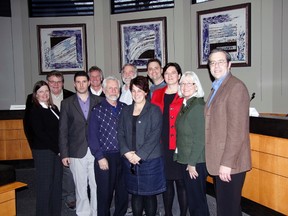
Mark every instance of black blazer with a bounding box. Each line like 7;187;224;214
29;105;60;153
88;87;105;98
23;89;74;146
59;93;102;159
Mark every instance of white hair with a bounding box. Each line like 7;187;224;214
102;76;121;89
178;71;205;98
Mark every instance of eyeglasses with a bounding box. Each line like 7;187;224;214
209;60;227;67
48;80;62;85
179;83;195;88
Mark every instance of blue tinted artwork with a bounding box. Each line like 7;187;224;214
38;25;86;74
119;18;166;71
198;4;250;67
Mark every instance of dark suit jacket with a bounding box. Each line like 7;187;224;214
204;73;252;176
59;93;102;159
117;101;163;160
88;87;105;98
23;89;74;146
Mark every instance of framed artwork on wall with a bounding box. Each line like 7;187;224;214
118;17;167;72
197;3;251;68
37;24;87;74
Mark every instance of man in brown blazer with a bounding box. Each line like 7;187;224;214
205;48;252;216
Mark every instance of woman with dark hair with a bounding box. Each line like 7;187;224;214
29;80;62;216
151;62;188;216
118;76;166;216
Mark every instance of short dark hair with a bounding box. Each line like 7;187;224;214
146;58;162;69
74;71;89;82
129;76;149;94
32;80;54;107
208;48;232;63
46;70;64;82
163;62;182;76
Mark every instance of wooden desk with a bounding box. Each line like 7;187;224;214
0;182;27;216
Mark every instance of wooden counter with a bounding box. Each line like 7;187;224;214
242;133;288;215
0;111;32;160
0;181;27;216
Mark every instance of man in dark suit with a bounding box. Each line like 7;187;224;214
23;71;76;210
205;48;252;216
88;66;105;97
59;71;102;215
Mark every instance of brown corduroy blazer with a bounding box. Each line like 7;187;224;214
204;73;252;176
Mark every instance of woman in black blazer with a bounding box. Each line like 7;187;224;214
118;76;166;216
29;80;62;216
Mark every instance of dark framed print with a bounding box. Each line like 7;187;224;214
37;24;87;74
118;17;167;72
197;3;251;68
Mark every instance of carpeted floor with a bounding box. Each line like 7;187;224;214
15;168;251;216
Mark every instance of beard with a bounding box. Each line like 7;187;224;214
106;94;119;101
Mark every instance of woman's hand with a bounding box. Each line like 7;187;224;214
124;151;135;163
187;165;198;179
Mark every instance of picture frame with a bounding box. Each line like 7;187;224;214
118;17;167;72
197;3;251;68
37;24;87;74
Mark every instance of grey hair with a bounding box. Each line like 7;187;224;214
178;71;205;98
121;63;138;77
102;76;121;89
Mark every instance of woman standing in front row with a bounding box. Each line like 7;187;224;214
151;62;187;216
118;76;166;216
174;71;209;216
29;81;62;216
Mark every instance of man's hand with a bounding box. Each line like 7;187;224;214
62;158;70;167
219;165;232;182
98;158;109;170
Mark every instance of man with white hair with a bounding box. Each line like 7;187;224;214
119;63;137;105
89;76;128;216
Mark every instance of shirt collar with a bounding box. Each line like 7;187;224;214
212;73;229;91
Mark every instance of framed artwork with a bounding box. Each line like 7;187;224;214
197;3;251;68
118;17;167;72
37;24;87;74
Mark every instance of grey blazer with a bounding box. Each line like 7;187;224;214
204;73;252;176
59;93;102;159
117;101;163;160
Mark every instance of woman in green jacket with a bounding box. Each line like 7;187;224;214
174;71;209;216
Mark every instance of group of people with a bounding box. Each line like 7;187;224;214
24;48;251;216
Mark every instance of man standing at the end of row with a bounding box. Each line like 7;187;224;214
205;48;252;216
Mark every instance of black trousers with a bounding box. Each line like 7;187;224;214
182;162;210;216
32;149;62;216
94;152;128;216
213;172;246;216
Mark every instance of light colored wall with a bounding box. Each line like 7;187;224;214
0;0;287;113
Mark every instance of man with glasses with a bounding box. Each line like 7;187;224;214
205;48;252;216
23;71;76;210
